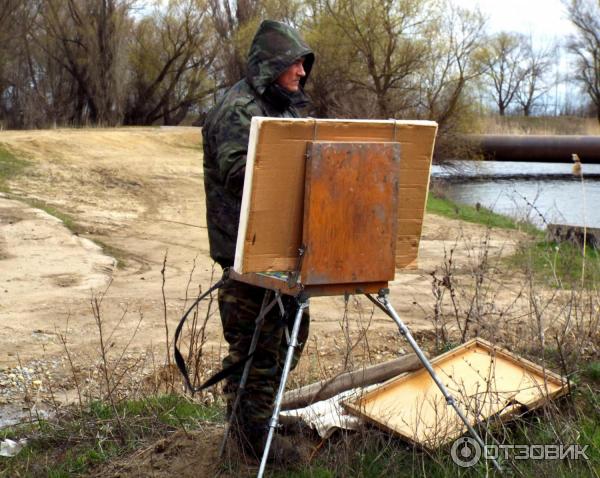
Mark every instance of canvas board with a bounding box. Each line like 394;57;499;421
343;338;568;449
233;118;437;275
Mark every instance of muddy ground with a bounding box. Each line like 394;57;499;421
0;127;529;423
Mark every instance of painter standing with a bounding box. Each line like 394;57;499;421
202;20;314;464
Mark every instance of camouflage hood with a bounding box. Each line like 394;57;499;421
246;20;314;95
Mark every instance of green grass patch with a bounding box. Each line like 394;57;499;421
0;395;222;477
508;239;600;287
583;362;600;383
88;394;223;426
90;238;128;269
0;143;29;191
21;197;83;234
426;193;539;234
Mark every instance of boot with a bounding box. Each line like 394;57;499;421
232;420;307;466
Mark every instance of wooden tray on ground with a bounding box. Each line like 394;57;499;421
343;338;569;449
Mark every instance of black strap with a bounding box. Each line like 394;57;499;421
174;273;299;394
173;274;226;394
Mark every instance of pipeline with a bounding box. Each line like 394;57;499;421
468;135;600;163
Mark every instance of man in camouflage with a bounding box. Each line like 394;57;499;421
202;20;314;463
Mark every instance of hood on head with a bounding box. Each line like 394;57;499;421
246;20;314;95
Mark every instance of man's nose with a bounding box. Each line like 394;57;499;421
296;63;306;77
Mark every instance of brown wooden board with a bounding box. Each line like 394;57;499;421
343;338;569;450
233;118;437;274
301;141;400;285
228;270;387;297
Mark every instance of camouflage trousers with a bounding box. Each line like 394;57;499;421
218;278;310;428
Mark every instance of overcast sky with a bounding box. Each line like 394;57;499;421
454;0;575;42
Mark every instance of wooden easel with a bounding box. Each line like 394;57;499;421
225;133;500;475
173;118;500;475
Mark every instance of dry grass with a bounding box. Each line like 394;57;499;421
472;115;600;135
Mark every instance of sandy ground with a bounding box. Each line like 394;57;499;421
0;127;528;378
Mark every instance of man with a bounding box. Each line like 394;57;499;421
202;20;314;463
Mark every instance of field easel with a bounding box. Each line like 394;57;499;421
223;117;502;476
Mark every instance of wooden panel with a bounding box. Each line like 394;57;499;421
343;338;568;450
234;118;437;274
301;142;400;285
228;271;388;297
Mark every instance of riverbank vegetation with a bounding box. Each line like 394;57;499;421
426;191;539;233
429;189;600;288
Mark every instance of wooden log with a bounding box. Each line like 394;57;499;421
281;353;423;411
547;223;600;249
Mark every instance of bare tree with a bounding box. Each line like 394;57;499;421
324;0;434;118
515;36;554;116
479;31;527;116
419;2;486;128
36;0;134;125
124;0;217;125
208;0;261;88
565;0;600;123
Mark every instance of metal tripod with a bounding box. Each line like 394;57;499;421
218;289;286;458
256;289;502;477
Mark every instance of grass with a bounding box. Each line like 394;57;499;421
584;362;600;383
426;192;600;287
270;396;600;477
3;391;598;478
509;238;600;287
471;115;600;136
0;143;29;191
426;192;540;234
0;395;223;477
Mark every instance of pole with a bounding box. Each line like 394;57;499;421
366;292;503;474
257;297;309;478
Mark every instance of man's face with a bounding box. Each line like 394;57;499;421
275;58;306;93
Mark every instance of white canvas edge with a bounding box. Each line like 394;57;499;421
233;117;263;273
244;117;437;127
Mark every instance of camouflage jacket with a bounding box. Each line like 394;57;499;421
202;20;314;267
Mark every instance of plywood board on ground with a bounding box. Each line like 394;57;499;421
343;338;568;450
233;118;437;275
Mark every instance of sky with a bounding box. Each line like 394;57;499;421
454;0;576;42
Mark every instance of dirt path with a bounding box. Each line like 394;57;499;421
0;127;528;375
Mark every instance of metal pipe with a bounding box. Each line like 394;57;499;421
468;134;600;163
257;298;310;478
368;292;503;474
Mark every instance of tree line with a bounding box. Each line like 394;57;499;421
1;0;599;131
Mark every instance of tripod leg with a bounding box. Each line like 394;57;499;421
367;292;503;474
219;290;282;459
257;297;309;478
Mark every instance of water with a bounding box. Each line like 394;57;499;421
432;161;600;228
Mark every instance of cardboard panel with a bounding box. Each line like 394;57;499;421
234;118;437;274
343;338;568;449
301;142;400;285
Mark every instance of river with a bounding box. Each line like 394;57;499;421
431;161;600;229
